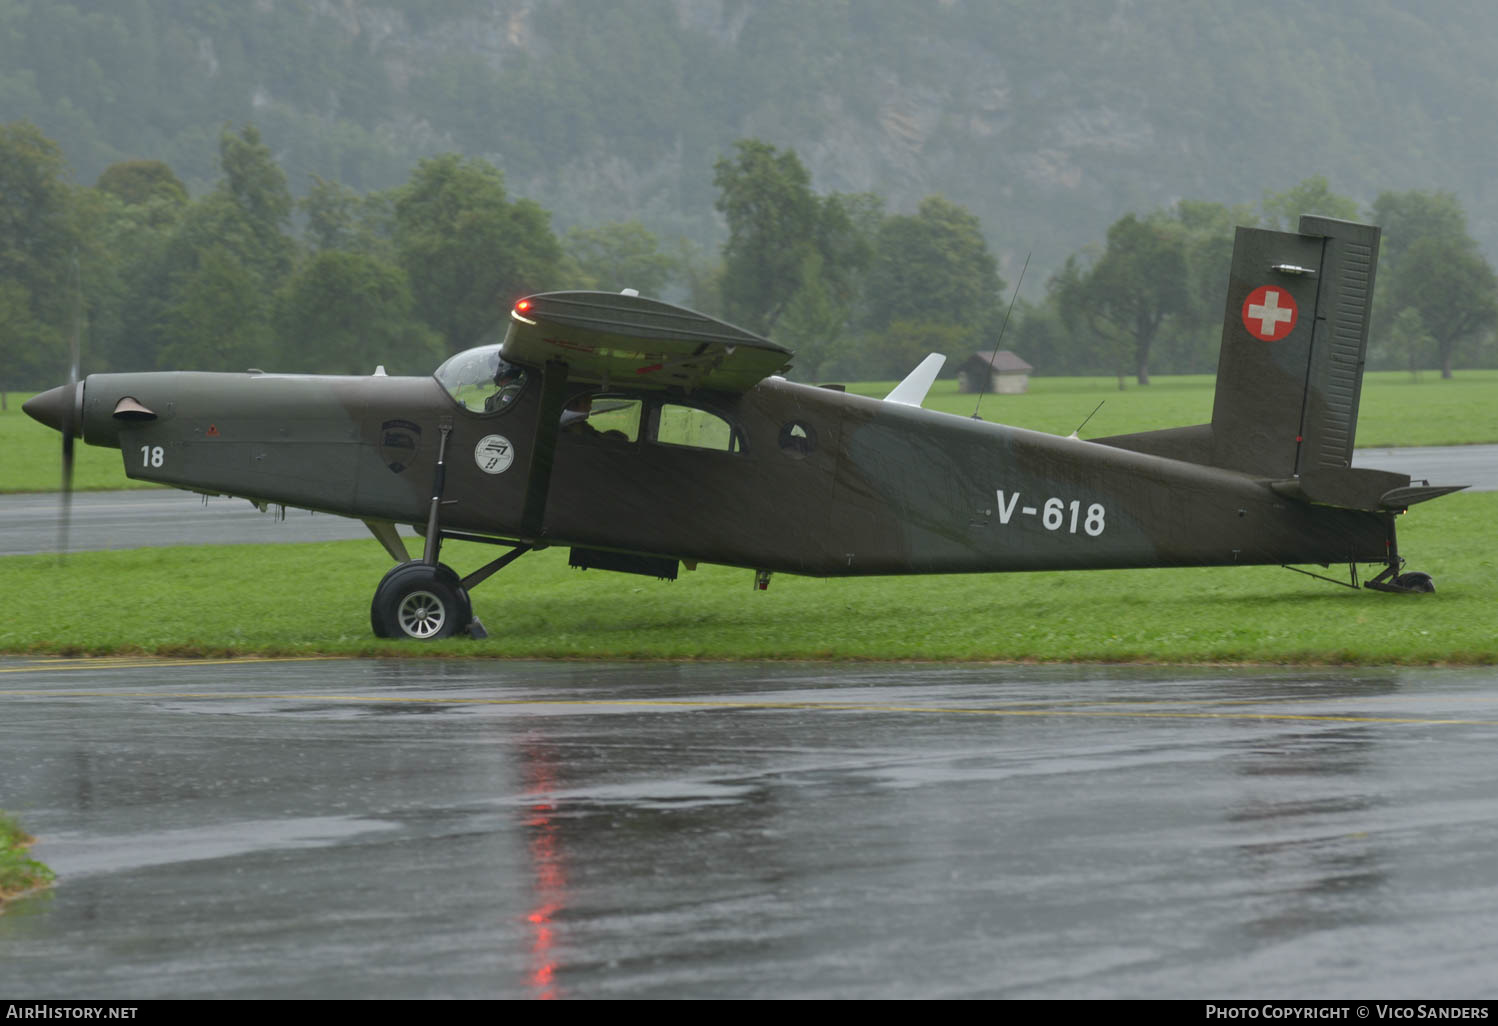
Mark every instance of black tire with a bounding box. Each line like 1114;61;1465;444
1394;571;1436;594
370;562;473;640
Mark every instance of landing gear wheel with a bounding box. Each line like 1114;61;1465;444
1393;571;1435;593
370;562;473;640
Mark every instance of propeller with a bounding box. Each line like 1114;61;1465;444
58;253;83;559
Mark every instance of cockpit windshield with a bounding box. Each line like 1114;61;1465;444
435;344;527;414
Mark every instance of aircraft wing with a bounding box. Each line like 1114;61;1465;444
502;291;793;393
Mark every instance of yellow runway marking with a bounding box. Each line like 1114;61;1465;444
2;688;1497;727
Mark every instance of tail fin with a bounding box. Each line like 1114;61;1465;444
1210;215;1381;477
1097;215;1381;478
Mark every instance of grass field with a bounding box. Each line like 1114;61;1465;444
2;491;1494;663
4;370;1497;493
847;369;1498;446
0;811;54;905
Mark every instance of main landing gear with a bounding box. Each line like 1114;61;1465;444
367;422;533;640
370;561;472;640
368;542;532;641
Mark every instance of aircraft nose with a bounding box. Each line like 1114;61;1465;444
22;383;78;434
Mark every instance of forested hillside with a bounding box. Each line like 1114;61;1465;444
5;0;1498;276
3;0;1496;392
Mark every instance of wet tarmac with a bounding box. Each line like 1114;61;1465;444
1351;444;1498;491
2;445;1492;556
0;491;385;556
4;658;1498;998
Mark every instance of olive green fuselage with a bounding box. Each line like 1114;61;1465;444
77;369;1390;576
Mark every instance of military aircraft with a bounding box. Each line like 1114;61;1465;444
24;215;1463;640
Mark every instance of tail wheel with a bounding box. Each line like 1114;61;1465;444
370;562;472;640
1393;571;1436;594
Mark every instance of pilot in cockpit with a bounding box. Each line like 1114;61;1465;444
484;359;526;413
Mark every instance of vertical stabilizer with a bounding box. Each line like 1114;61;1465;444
1208;216;1381;477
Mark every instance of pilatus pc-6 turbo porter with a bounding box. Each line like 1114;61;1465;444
25;215;1463;639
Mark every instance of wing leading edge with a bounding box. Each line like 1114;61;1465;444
502;291;793;393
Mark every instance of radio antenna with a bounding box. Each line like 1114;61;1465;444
972;251;1029;420
1069;400;1105;439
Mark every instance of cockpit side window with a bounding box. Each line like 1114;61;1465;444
653;403;744;453
561;394;642;442
434;344;527;415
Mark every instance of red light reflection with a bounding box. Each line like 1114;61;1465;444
523;745;566;999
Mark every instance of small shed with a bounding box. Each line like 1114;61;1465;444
958;351;1033;394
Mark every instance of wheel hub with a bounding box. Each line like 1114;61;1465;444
397;589;447;638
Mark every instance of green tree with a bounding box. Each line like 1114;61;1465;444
1011;296;1078;378
215;123;295;283
302;175;366;253
69;184;177;375
712;139;869;344
851;195;1005;378
0;280;60;407
1173;200;1257;365
1370;190;1498;378
857;318;970;383
1054;213;1187;385
863;196;1002;336
773;249;857;376
394;153;563;352
1383;236;1498;378
96;159;188;208
275;250;442;375
1261;175;1359;231
156;248;274;371
1386;306;1434;381
301;175;395;257
562;221;676;296
0;120;75;401
149;125;297;370
1368;189;1471;270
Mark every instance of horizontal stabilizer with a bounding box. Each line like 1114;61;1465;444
1379;483;1468;509
884;353;946;407
1270;467;1466;510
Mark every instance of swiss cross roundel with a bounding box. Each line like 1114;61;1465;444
1241;285;1299;342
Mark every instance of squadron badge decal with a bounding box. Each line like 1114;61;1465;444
474;434;515;474
379;419;422;473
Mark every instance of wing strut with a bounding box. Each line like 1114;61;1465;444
364;519;408;562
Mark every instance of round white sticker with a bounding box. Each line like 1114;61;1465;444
473;434;515;474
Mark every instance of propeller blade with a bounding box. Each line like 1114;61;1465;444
59;410;74;560
59;252;83;561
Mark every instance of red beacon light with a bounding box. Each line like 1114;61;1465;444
514;299;533;314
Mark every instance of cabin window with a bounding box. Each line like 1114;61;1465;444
434;344;527;416
653;403;743;453
561;394;641;442
778;420;817;459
